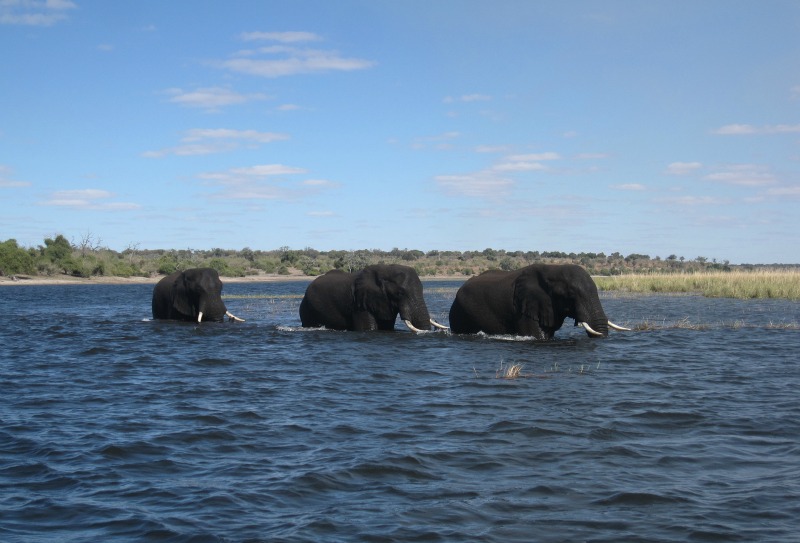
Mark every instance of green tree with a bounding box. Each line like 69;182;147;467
0;239;36;275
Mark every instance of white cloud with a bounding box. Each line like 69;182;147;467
443;94;492;103
435;171;513;198
0;165;31;188
143;128;290;158
491;152;560;172
240;31;321;43
766;186;800;198
656;195;730;206
492;161;547;172
229;164;307;177
613;183;646;191
474;145;512;154
0;0;76;26
713;123;800;135
216;34;375;78
666;162;703;175
505;152;561;162
41;189;140;210
703;164;776;187
199;164;337;201
163;87;269;110
307;210;336;217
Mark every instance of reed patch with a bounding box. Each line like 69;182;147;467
594;270;800;300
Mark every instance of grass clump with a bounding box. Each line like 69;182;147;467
595;270;800;300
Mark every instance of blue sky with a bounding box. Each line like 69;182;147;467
1;1;799;264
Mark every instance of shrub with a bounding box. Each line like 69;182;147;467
0;239;36;275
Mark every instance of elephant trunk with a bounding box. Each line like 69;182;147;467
577;301;609;338
399;296;432;332
197;295;228;323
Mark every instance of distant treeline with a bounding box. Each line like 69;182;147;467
1;234;796;279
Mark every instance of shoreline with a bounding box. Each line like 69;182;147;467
0;273;468;286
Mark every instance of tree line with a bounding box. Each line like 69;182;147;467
0;234;792;280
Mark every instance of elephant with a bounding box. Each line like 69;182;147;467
448;264;628;339
152;267;244;323
299;264;447;332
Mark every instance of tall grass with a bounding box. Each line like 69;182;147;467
594;269;800;300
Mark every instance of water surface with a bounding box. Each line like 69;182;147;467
1;281;799;542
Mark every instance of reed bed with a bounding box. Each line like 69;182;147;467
594;270;800;300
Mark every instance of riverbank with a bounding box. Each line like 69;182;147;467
3;270;799;300
0;273;468;287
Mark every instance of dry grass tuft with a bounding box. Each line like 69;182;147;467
496;361;528;379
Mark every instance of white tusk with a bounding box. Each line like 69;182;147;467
404;319;425;333
226;311;245;323
197;311;203;323
430;318;449;330
608;320;631;331
580;322;605;337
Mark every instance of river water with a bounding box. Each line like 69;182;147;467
1;281;799;542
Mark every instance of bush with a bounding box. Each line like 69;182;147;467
0;239;36;275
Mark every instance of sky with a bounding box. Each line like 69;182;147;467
1;1;799;264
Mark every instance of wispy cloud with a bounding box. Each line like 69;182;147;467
0;0;76;26
239;31;321;43
765;186;800;198
143;128;289;158
712;123;800;135
666;161;703;175
492;152;560;172
41;189;140;210
656;195;731;206
214;32;375;78
703;164;776;187
0;165;31;188
198;164;337;200
443;94;492;103
163;86;269;111
435;171;514;199
612;183;646;191
410;131;461;150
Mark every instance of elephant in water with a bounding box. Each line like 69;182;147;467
448;264;628;339
152;267;244;323
299;264;447;332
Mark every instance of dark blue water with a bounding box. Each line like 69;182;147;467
2;281;799;542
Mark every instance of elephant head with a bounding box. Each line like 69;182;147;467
449;264;627;339
299;264;446;332
353;264;434;332
152;267;244;323
513;264;616;338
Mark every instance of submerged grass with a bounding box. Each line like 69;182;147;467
594;270;800;300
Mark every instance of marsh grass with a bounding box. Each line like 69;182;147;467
632;318;800;331
594;269;800;300
496;361;527;379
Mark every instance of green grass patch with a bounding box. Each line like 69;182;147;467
594;270;800;300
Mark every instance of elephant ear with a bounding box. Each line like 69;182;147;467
172;273;193;316
513;274;555;330
353;268;395;321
